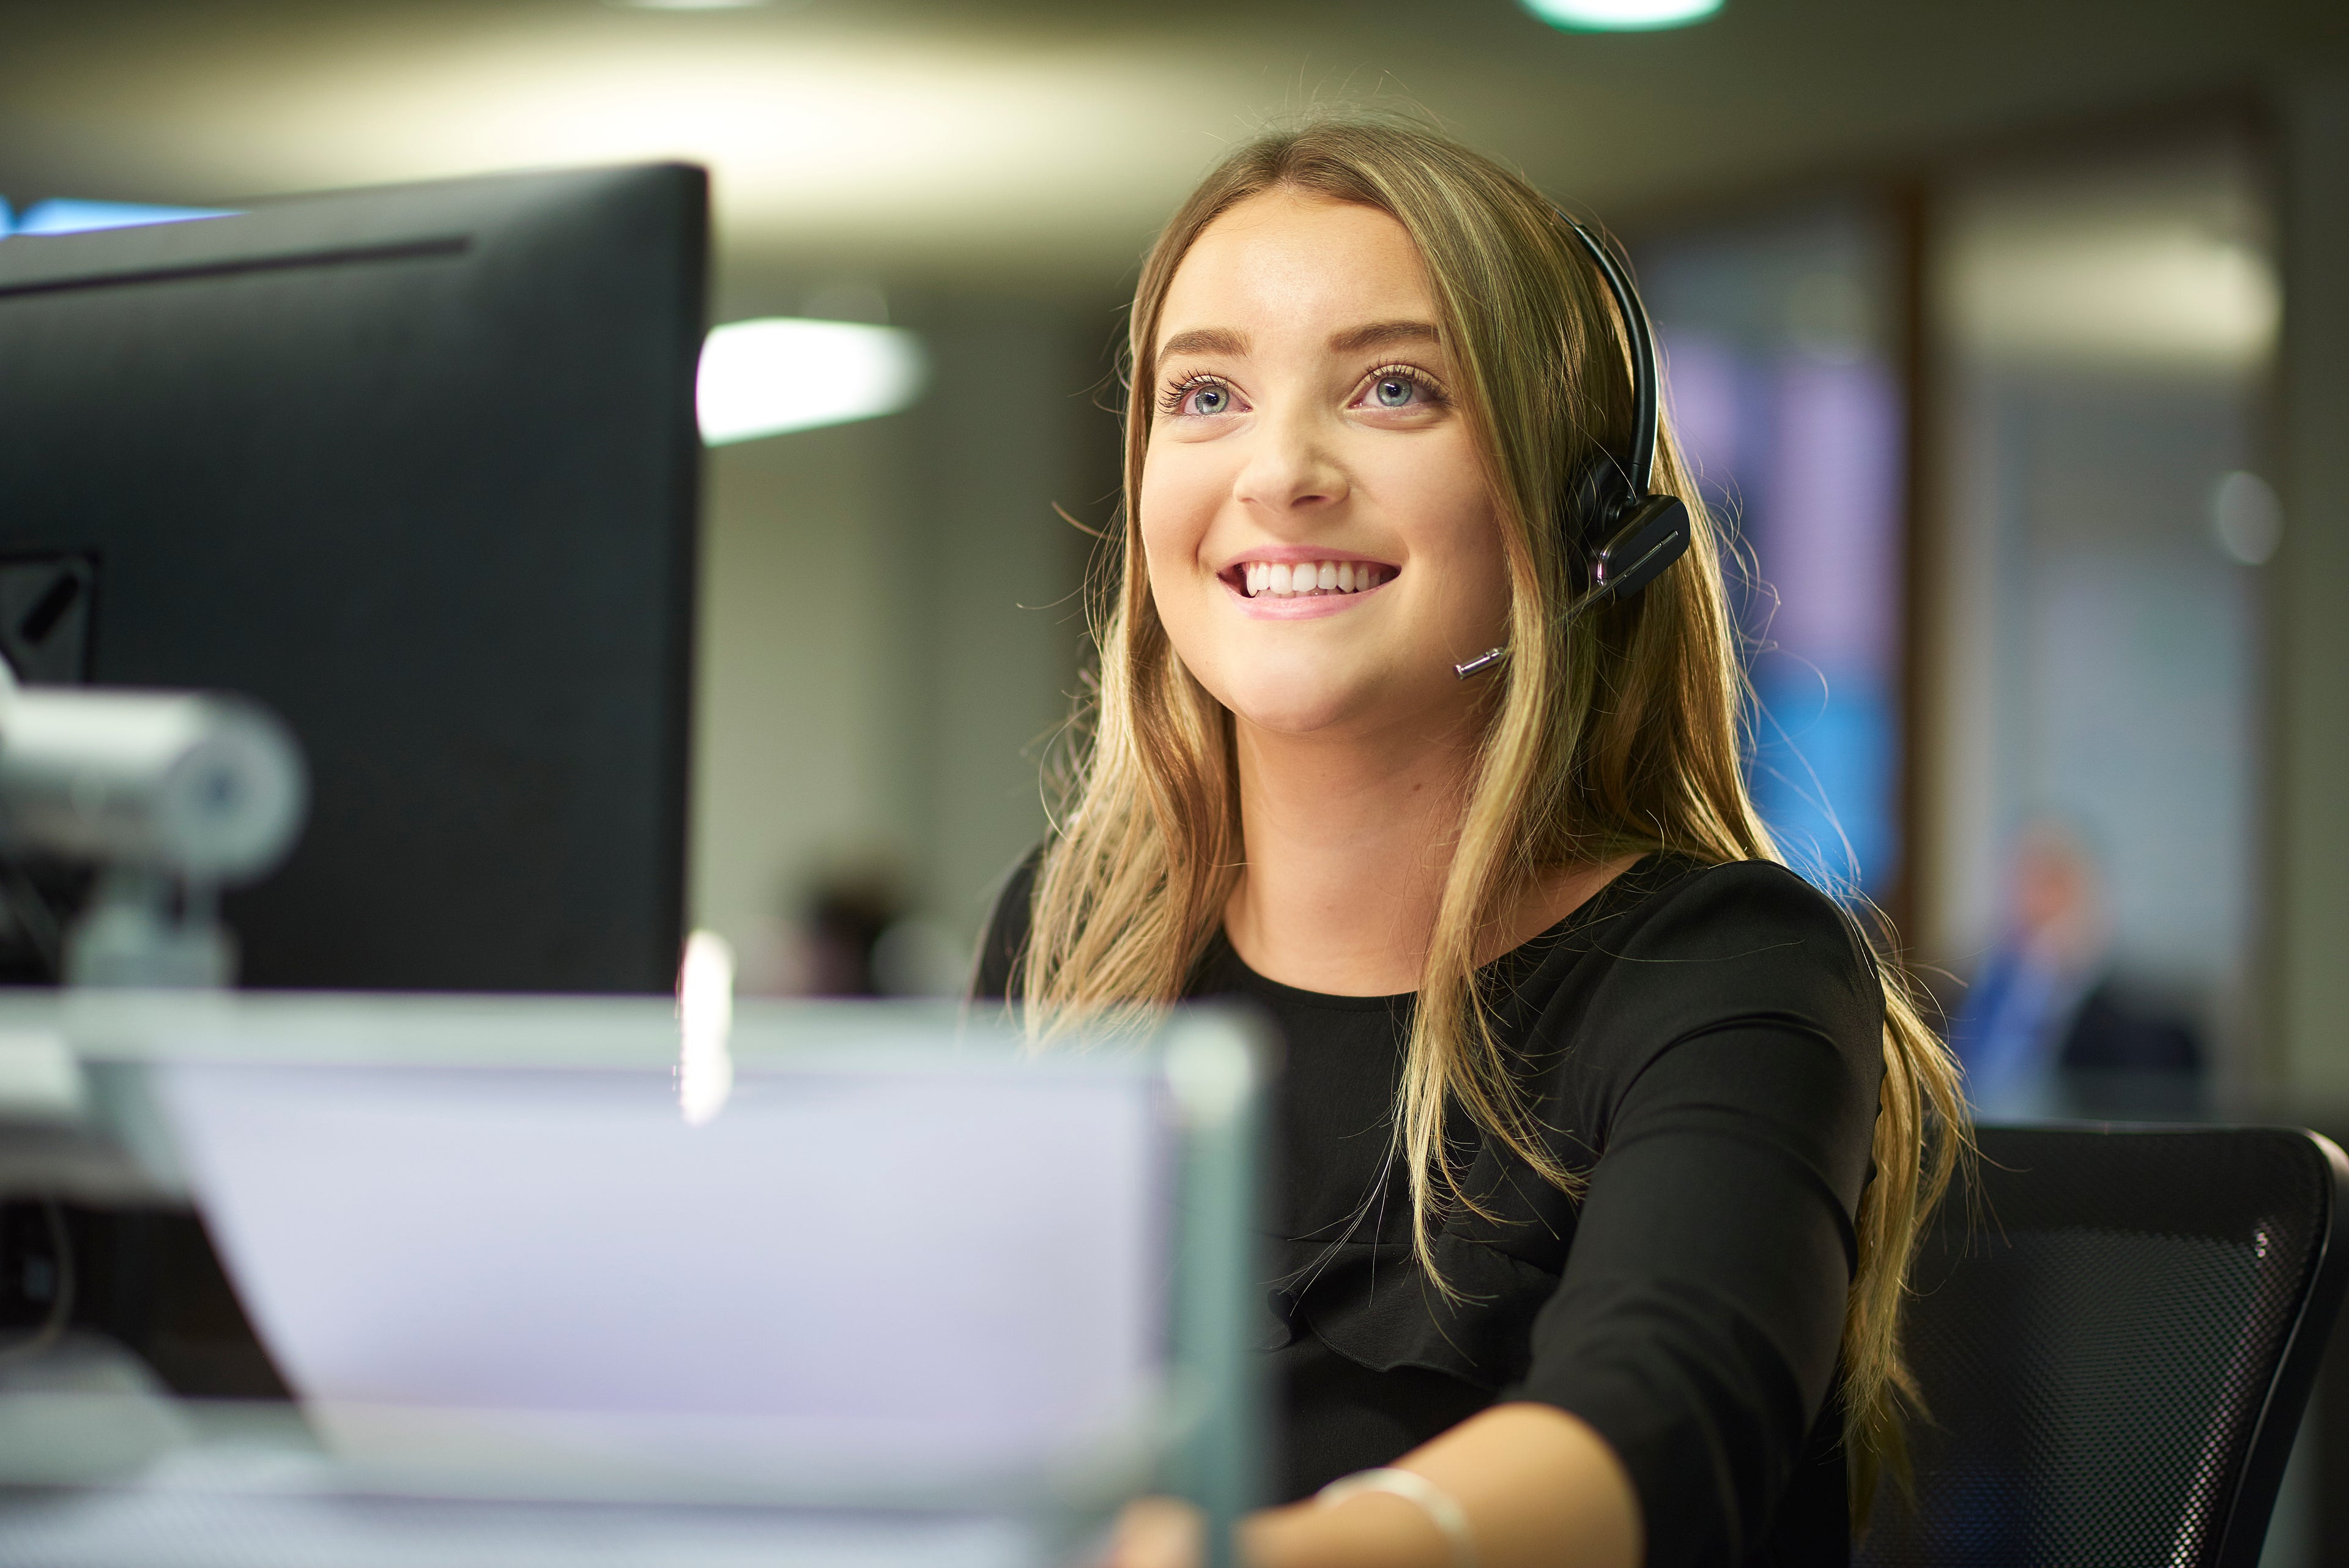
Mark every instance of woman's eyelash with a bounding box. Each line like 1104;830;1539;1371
1157;372;1234;417
1357;363;1449;403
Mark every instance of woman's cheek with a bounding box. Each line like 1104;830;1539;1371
1138;459;1223;588
1404;466;1509;644
1139;450;1216;555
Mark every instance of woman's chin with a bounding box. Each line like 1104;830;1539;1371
1215;674;1404;740
1189;635;1483;741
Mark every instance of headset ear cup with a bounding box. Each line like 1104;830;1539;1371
1590;495;1692;600
1561;459;1625;584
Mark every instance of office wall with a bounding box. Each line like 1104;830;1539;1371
2276;70;2349;1106
902;306;1114;940
687;295;1111;988
689;409;925;987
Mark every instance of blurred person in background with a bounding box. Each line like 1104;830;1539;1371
976;115;1967;1568
1951;821;2203;1121
796;864;903;997
740;857;965;998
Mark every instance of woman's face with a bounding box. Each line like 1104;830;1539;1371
1140;189;1510;741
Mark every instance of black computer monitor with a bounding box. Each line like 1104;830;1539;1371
0;163;706;992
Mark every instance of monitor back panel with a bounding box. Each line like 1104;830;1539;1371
0;164;707;992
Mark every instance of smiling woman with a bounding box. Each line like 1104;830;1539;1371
975;115;1965;1568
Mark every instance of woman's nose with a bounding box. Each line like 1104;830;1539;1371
1232;406;1348;519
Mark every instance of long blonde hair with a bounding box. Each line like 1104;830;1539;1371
1017;113;1965;1511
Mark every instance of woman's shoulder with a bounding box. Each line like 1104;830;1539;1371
1518;853;1886;1065
1596;855;1876;965
970;845;1044;1001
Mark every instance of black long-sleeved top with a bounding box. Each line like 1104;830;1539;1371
974;853;1884;1568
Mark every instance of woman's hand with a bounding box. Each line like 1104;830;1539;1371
1097;1497;1206;1568
1094;1404;1639;1568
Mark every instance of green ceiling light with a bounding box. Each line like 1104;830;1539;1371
1521;0;1722;31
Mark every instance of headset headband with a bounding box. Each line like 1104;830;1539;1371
1450;212;1693;680
1560;217;1660;504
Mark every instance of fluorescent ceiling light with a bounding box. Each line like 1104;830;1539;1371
1522;0;1722;29
12;198;236;236
1951;225;2277;371
697;318;927;445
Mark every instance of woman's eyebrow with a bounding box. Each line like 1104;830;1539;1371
1329;319;1440;354
1158;326;1248;359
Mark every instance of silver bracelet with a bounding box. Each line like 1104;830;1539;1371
1316;1466;1480;1568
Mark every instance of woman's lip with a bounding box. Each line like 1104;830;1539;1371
1220;571;1392;619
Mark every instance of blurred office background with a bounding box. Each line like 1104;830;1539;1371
4;0;2349;1552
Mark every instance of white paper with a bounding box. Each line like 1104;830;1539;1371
155;1058;1171;1488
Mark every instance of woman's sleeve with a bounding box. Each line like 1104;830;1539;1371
968;847;1042;1001
1507;865;1885;1568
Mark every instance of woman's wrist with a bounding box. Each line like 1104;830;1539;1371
1318;1470;1477;1568
1238;1405;1639;1568
1240;1485;1460;1568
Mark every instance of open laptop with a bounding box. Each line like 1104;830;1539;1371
0;992;1264;1568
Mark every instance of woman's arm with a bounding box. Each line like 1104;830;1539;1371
1108;1405;1639;1568
1247;1402;1640;1568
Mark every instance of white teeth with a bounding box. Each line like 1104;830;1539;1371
1239;559;1390;597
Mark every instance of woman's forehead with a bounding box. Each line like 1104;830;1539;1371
1156;191;1436;355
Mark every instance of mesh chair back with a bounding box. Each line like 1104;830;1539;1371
1858;1125;2349;1568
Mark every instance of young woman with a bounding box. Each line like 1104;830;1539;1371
974;116;1964;1568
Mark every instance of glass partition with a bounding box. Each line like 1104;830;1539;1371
1918;127;2276;1119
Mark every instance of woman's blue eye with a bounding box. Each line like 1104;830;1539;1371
1191;385;1227;414
1373;376;1415;407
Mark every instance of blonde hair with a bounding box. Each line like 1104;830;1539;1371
1017;113;1965;1514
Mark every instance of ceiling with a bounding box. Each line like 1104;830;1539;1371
1;0;2340;301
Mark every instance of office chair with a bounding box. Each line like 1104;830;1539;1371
1857;1124;2349;1568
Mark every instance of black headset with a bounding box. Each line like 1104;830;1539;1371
1452;217;1693;680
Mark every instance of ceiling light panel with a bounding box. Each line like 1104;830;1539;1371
1521;0;1723;31
697;318;927;444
